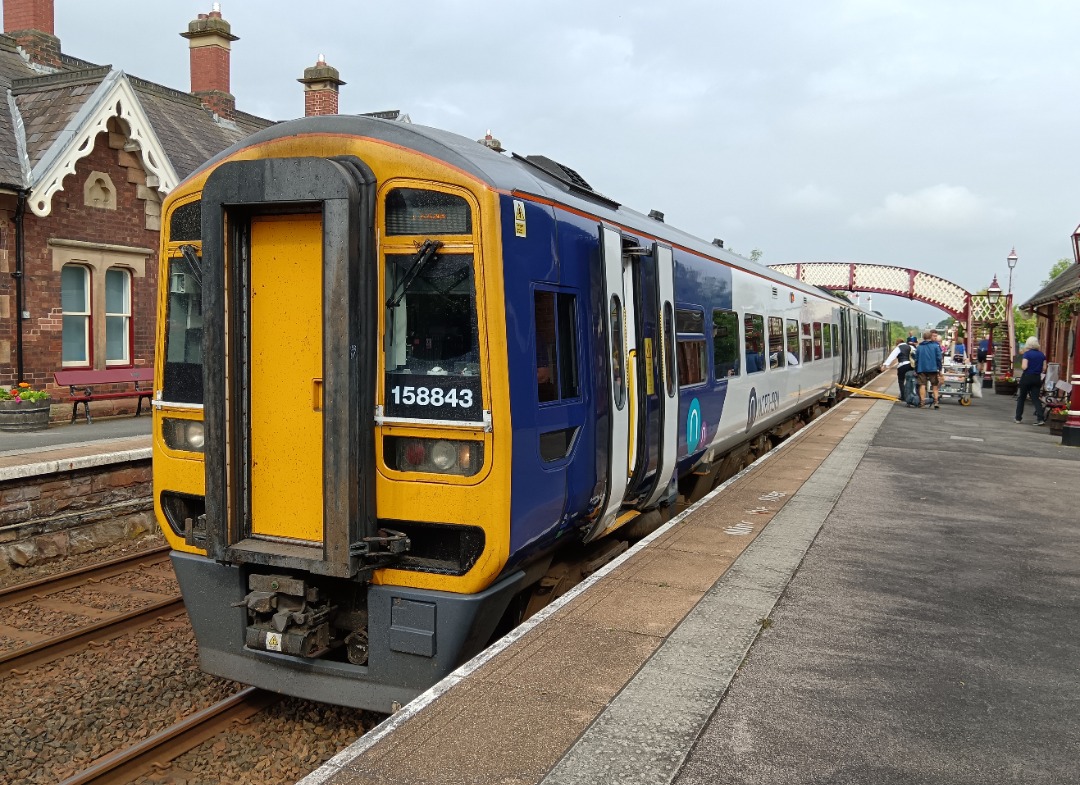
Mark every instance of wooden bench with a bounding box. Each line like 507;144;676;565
53;367;154;424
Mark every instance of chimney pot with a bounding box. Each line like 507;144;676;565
182;5;239;119
299;55;345;116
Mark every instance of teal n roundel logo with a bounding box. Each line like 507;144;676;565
686;397;703;453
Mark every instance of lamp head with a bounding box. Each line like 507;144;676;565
1007;248;1018;270
986;276;1002;305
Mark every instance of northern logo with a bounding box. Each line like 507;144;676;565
746;387;758;433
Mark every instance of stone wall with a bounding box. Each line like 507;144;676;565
0;457;153;573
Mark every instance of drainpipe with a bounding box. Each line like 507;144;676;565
13;188;27;382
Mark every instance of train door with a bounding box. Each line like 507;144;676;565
839;309;851;384
199;156;379;579
587;226;633;539
639;245;677;510
248;215;324;542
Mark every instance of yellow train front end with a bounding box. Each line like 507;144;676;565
152;118;519;711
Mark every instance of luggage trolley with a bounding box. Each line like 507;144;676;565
939;359;975;405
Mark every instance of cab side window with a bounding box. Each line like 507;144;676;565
534;290;579;403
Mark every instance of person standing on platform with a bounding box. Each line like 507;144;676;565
1014;336;1047;425
915;330;944;408
881;338;915;392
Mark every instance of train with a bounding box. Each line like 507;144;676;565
152;115;888;712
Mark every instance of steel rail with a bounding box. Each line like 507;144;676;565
0;596;185;675
0;545;171;609
57;687;279;785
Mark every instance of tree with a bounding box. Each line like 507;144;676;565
1042;258;1073;286
1013;306;1036;345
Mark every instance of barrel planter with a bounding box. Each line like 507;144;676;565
1048;413;1067;437
0;399;52;431
994;381;1017;396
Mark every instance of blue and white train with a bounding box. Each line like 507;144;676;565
152;116;889;712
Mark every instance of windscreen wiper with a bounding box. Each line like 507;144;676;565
386;239;443;309
178;244;204;286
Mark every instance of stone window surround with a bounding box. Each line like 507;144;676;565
50;239;153;370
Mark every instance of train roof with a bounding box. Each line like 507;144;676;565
188;115;882;317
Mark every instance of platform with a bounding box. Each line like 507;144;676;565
0;415;150;480
300;380;1079;785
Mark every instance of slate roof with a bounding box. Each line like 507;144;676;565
0;36;37;187
14;66;110;168
0;31;274;196
131;78;273;180
1019;262;1080;310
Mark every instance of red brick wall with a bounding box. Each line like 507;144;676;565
190;44;230;96
3;0;55;34
305;88;339;116
1;127;161;415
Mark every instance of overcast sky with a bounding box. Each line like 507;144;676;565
50;1;1080;326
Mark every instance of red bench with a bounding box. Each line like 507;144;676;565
53;367;154;424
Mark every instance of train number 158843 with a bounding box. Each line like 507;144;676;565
389;385;474;409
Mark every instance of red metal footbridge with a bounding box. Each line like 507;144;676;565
767;262;1014;371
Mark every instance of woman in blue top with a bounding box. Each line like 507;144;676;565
1014;336;1047;425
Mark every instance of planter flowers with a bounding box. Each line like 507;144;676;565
0;382;53;432
1047;404;1068;436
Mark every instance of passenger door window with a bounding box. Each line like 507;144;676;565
768;316;785;369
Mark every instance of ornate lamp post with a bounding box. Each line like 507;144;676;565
1006;248;1018;296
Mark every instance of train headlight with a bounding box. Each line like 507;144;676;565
163;418;206;454
430;440;456;471
387;437;483;476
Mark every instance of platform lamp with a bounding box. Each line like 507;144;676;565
1006;248;1018;296
986;277;1003;382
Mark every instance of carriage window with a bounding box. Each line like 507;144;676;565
744;313;765;374
768;316;785;369
786;319;800;366
823;321;833;358
610;296;625;409
831;324;839;358
385;189;472;236
802;323;813;363
813;322;823;360
535;290;579;403
676;308;706;386
663;303;676;396
712;309;740;379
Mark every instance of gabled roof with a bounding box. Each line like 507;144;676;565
0;36;38;188
0;32;274;213
1019;263;1080;311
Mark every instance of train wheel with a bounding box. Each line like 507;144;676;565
960;396;971;406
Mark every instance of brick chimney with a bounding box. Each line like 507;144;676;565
3;0;60;68
298;55;344;116
181;3;238;119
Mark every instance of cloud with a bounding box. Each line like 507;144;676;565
848;184;1013;230
782;184;842;212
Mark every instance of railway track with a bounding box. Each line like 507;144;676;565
0;544;182;675
57;687;281;785
0;545;171;608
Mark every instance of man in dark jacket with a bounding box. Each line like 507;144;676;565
915;330;944;408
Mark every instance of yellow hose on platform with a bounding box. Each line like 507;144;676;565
838;384;901;402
